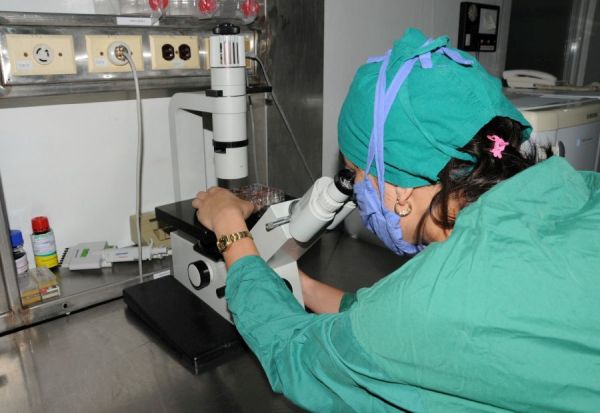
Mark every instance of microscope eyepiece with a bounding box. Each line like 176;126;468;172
334;168;355;196
213;23;241;35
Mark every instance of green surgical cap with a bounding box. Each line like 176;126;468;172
338;28;531;188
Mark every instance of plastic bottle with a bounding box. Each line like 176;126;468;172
167;0;198;16
10;229;29;275
30;216;59;269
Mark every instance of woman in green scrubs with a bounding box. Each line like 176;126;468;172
193;29;600;412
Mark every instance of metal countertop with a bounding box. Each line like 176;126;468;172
0;231;409;413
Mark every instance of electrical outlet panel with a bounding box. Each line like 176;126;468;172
149;35;200;70
0;13;258;97
5;34;76;76
86;35;144;73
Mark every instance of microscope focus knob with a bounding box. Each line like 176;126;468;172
188;261;211;290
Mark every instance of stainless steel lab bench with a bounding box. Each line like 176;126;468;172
0;231;409;413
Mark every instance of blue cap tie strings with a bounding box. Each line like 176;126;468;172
365;40;474;199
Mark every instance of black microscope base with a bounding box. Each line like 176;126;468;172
123;276;243;374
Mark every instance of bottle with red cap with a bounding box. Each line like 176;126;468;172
31;216;58;269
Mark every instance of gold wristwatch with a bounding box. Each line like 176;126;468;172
216;231;253;253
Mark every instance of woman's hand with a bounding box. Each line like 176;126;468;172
192;187;255;233
192;187;259;267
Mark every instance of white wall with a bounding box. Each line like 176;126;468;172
0;98;175;261
322;0;512;177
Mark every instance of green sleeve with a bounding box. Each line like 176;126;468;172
225;160;600;412
339;292;357;311
225;255;422;412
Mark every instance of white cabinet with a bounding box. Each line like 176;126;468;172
512;95;600;171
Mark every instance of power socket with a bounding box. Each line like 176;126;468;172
149;35;200;70
5;34;76;76
107;41;131;66
86;35;144;73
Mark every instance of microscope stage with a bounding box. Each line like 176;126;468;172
155;199;206;241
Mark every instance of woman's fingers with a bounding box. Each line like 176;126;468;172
192;187;255;231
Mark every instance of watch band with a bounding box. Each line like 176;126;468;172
216;230;253;253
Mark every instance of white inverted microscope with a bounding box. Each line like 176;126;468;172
156;23;356;322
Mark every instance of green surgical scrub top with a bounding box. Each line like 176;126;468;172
225;157;600;412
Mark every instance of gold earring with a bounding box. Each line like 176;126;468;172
395;201;412;217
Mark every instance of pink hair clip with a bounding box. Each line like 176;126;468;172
487;134;508;159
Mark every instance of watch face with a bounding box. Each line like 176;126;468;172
216;231;252;253
217;236;229;253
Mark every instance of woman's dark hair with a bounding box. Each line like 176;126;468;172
417;116;540;244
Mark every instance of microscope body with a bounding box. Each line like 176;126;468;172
168;27;248;201
170;173;355;322
171;199;303;323
162;23;355;322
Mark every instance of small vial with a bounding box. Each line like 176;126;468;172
10;229;29;275
31;216;59;269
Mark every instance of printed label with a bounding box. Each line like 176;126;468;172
15;255;29;275
31;232;56;255
31;231;58;268
116;16;155;26
16;60;33;71
34;254;59;269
